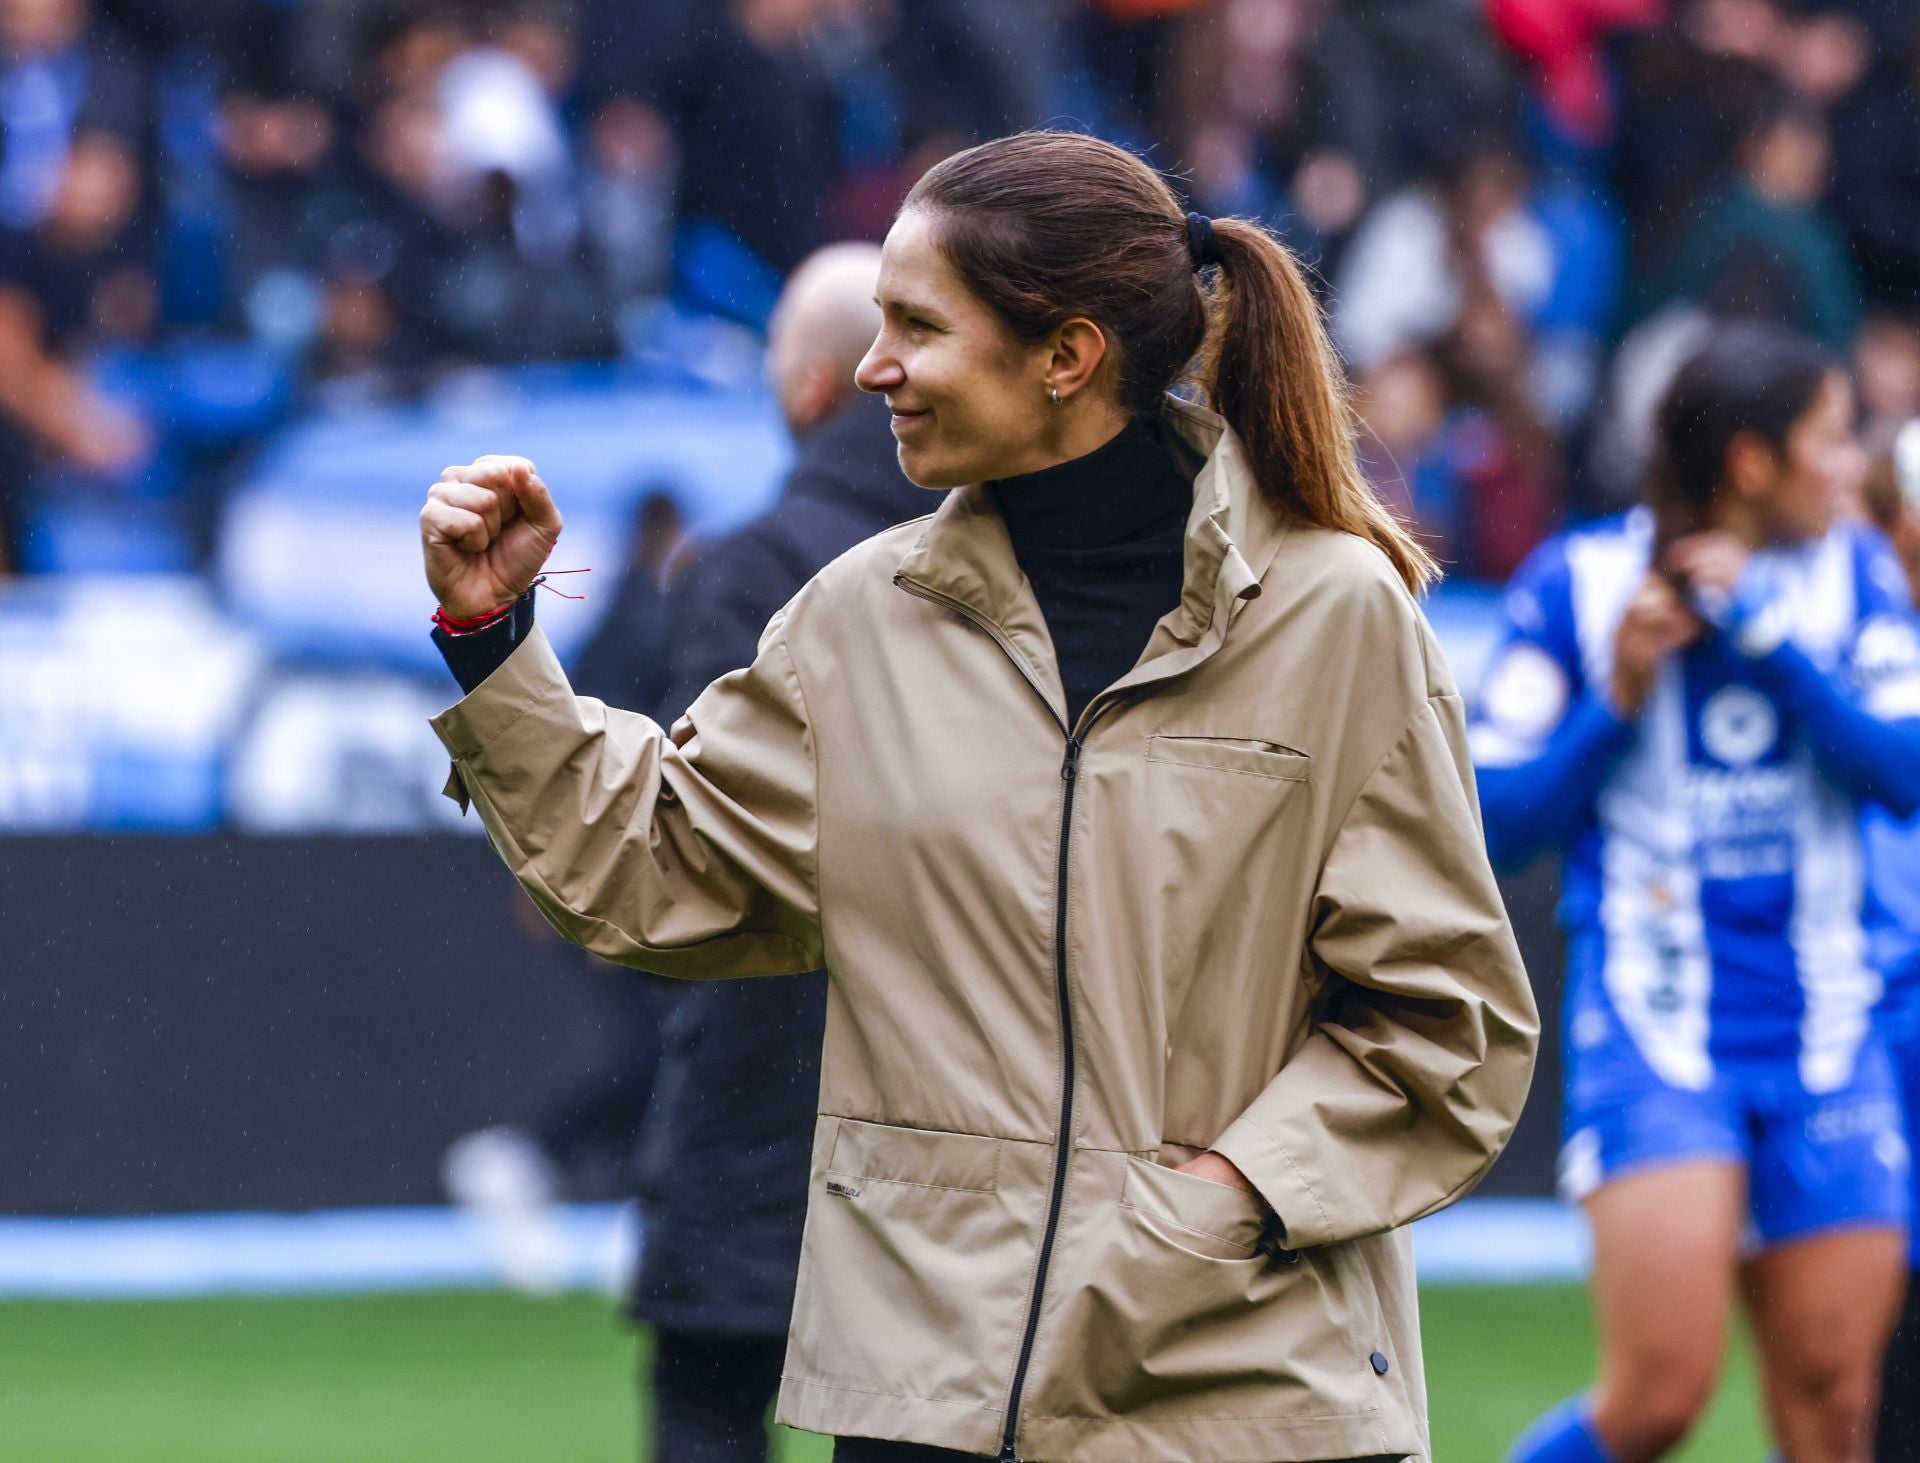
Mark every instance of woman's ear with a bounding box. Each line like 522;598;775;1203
1044;316;1109;403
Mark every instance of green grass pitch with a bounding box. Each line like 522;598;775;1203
0;1286;1767;1460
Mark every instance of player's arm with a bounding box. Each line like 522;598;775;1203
1750;633;1920;816
1475;683;1633;871
1471;542;1688;869
1672;529;1920;818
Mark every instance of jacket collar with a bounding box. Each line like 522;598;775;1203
892;395;1290;727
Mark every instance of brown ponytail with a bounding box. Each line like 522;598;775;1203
905;130;1438;595
1195;218;1438;593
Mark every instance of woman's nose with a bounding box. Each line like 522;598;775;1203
856;341;902;394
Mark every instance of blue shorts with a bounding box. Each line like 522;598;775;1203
1560;949;1911;1248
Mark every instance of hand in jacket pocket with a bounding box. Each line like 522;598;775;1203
1174;1149;1255;1192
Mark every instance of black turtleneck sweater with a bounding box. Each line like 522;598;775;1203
989;418;1193;728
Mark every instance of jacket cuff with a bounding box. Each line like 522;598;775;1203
1208;1114;1333;1250
433;589;538;694
430;621;571;769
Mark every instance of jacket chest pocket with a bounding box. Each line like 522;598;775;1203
1143;733;1314;876
1146;733;1312;784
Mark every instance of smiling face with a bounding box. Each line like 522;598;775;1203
855;208;1069;489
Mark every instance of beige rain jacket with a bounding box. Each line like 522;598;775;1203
431;397;1538;1462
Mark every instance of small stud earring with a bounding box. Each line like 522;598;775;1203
1049;386;1062;407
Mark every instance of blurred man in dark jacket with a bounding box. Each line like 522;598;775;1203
631;241;922;1462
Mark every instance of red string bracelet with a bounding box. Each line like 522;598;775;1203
430;602;513;636
429;568;593;635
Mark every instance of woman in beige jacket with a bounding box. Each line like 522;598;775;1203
418;132;1538;1463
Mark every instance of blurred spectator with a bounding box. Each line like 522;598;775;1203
1610;1;1871;263
1490;0;1664;152
630;240;922;1463
581;0;843;324
1155;0;1520;267
581;0;1067;327
425;15;618;367
0;0;145;230
1157;0;1343;249
438;6;576;237
1854;313;1920;452
816;0;1068;241
1610;0;1789;259
1830;15;1920;308
290;10;618;402
191;9;462;402
200;18;343;348
299;88;450;400
567;489;684;710
578;90;674;315
1355;348;1447;530
875;0;1059;152
1634;89;1861;349
0;126;157;569
0;0;155;570
1355;289;1562;585
1334;145;1556;377
1297;0;1518;200
1435;286;1563;579
1079;0;1196;138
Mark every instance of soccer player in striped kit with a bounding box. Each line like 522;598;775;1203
1480;323;1920;1463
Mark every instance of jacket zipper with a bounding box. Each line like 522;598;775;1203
893;575;1093;1463
997;730;1084;1463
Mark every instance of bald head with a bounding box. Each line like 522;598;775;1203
768;241;883;435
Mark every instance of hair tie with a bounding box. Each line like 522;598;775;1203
1185;211;1221;271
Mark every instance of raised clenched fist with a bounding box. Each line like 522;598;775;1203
419;455;564;621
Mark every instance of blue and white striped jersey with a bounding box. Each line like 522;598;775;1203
1472;508;1920;1092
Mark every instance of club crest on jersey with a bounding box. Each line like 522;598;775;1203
1699;684;1777;767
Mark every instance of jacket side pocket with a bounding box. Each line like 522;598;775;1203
1119;1156;1264;1261
786;1117;1029;1414
825;1116;1001;1193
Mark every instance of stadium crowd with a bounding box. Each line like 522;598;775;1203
1;0;1919;583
